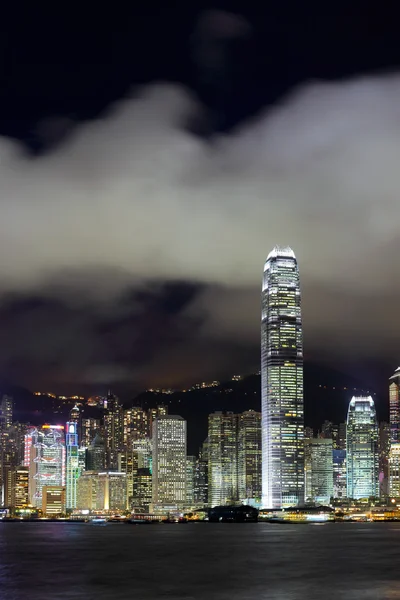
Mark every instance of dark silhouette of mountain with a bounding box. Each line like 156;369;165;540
5;361;389;455
128;361;385;454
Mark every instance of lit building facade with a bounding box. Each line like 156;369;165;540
104;392;124;470
261;246;304;508
65;421;80;510
123;407;148;445
135;468;152;511
0;395;13;429
379;421;390;496
389;443;400;497
76;471;127;511
304;438;333;504
194;455;208;505
42;486;66;515
86;433;106;471
208;411;238;507
346;396;379;499
152;415;186;509
186;455;196;506
238;410;261;503
28;426;66;508
389;367;400;444
332;450;347;499
14;466;29;508
81;418;100;447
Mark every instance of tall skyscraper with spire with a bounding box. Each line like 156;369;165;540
389;367;400;443
261;246;304;508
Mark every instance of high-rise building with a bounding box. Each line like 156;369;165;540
118;449;137;507
152;415;186;510
389;367;400;443
237;410;261;503
389;443;400;497
378;421;390;496
81;418;100;448
261;246;304;508
65;421;80;510
304;438;333;504
0;395;13;429
135;468;152;511
42;486;66;515
0;395;14;506
86;433;106;471
104;391;124;469
332;450;347;499
28;426;66;508
208;411;238;507
186;456;196;507
389;443;400;498
346;396;379;499
14;466;29;508
123;407;148;445
76;471;127;511
132;438;152;471
98;472;127;511
336;422;347;451
194;455;208;506
148;405;168;437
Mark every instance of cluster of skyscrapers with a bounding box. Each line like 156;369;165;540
0;392;264;515
0;245;400;515
261;246;400;508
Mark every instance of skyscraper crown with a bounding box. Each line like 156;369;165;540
266;246;295;261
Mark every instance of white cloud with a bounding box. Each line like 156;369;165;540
1;74;400;305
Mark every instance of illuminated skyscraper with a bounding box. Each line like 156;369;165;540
208;411;238;507
261;246;304;508
186;455;196;506
238;410;261;503
86;433;106;471
389;367;400;443
389;443;400;497
332;449;347;499
14;466;29;508
0;395;13;429
76;471;127;511
346;396;379;499
28;426;66;508
81;418;100;448
65;420;80;510
304;438;333;504
152;415;186;510
378;421;390;496
104;391;124;469
123;407;148;445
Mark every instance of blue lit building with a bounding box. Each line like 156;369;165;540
66;420;80;510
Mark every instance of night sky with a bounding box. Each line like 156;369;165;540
0;4;400;400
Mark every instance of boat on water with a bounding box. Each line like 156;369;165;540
90;518;108;525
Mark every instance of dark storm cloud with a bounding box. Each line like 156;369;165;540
0;279;204;390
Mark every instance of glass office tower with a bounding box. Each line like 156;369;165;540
261;246;304;508
346;396;379;499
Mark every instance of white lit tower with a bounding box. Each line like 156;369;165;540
152;415;186;509
65;416;80;511
261;246;304;508
389;367;400;444
346;396;379;499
